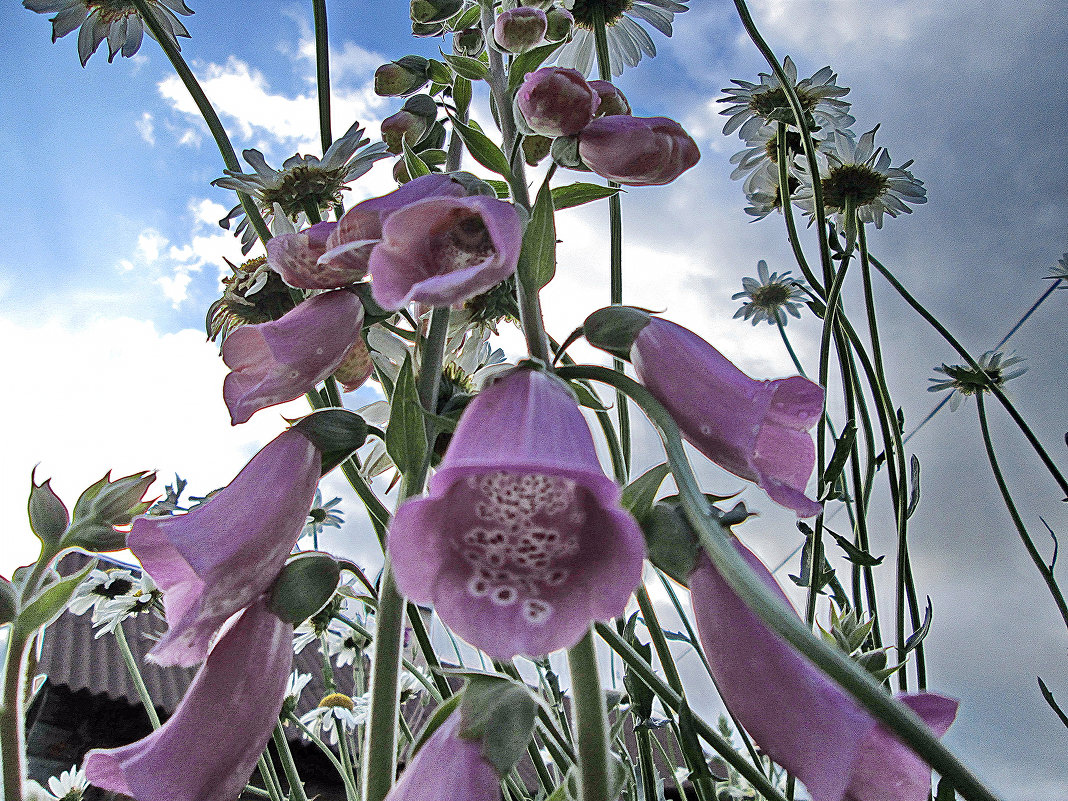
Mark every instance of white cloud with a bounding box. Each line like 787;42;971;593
136;229;168;263
136;111;155;146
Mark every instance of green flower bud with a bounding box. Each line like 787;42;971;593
522;134;552;166
28;469;70;547
410;0;463;24
544;7;574;42
453;27;484;58
269;552;341;624
375;56;431;97
382;110;431;155
582;306;653;359
63;471;155;552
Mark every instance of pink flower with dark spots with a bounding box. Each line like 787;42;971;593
578;115;700;186
689;541;957;801
368;195;521;311
222;290;364;426
385;711;500;801
128;428;320;667
388;368;645;659
631;316;824;517
84;599;293;801
516;67;599;137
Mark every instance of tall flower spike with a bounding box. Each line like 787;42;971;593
84;599;293;801
630;316;824;517
388;367;645;659
688;541;957;801
385;711;500;801
128;428;320;666
222;289;364;426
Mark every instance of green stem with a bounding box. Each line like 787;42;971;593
635;587;683;691
1;625;29;801
257;753;285;801
288;714;358;801
272;723;310;801
562;365;1001;801
976;394;1068;632
311;0;332;155
568;630;611;801
776;122;824;295
130;0;272;246
113;624;161;729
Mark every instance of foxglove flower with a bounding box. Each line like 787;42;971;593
388;367;645;659
128;428;320;666
385;711;499;801
688;542;957;801
578;115;700;186
517;68;599;137
631;316;823;517
222;289;364;426
369;196;522;311
84;599;293;801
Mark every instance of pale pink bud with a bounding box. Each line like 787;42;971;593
516;67;599;137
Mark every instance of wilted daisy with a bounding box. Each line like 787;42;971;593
733;260;808;327
742;166;798;222
213;122;390;254
205;255;297;344
299;692;368;745
796;127;927;229
24;0;192;66
928;350;1026;411
92;572;162;636
68;568;136;616
302;489;344;548
554;0;689;78
719;57;854;141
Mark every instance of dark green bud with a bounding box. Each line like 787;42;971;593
410;0;463;24
545;7;574;42
412;19;447;37
269;552;341;624
550;134;585;169
402;93;439;120
582;306;653;360
459;676;539;777
375;56;430;97
28;470;70;547
453;27;484;57
381;110;430;155
522;135;552;166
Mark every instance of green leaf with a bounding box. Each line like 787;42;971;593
640;504;699;586
902;597;933;655
550;182;622;211
16;560;97;635
449;115;513;180
935;776;957;801
906;454;921;519
620;463;671;523
820;420;856;499
441;52;488;80
291;409;369;475
385;355;427;476
517;178;557;291
425;58;452;85
0;576;16;625
402;139;433;179
570;382;609;412
829;531;884;567
1038;676;1068;729
451;4;481;30
453;74;472;116
483;179;511;199
459;676;538;777
268;552;340;624
507;42;564;93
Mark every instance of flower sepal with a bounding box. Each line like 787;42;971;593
28;468;70;547
63;471;157;552
581;306;653;359
457;675;540;777
290;409;370;475
268;552;341;624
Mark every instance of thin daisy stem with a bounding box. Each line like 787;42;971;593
257;753;285;801
334;613;442;701
130;0;272;247
976;393;1068;632
311;0;332;155
777;123;824;295
568;629;612;801
272;723;310;801
869;254;1068;499
564;365;1002;801
113;624;161;729
288;713;359;800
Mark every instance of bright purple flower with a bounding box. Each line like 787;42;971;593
386;711;500;801
493;6;547;53
578;115;700;186
631;317;824;517
128;428;320;667
84;599;293;801
222;290;364;426
688;542;957;801
273;174;467;290
517;67;599;137
368;195;521;311
388;368;645;659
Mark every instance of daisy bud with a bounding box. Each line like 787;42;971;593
375;56;430;97
453;26;484;57
689;540;958;801
544;7;575;42
28;469;70;546
494;7;547;54
516;67;599;137
387;367;645;659
589;80;631;117
410;0;464;24
578;115;700;186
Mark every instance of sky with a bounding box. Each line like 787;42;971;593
2;1;1067;798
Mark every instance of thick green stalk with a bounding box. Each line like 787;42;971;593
130;0;271;246
257;753;285;801
567;630;611;801
563;365;1001;801
976;394;1068;632
1;625;30;801
311;0;332;155
113;624;161;729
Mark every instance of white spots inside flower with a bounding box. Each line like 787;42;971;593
700;424;713;436
315;348;324;356
288;369;301;380
456;472;582;624
431;210;496;274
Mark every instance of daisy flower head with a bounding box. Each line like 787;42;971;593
24;0;192;66
92;571;162;637
742;165;799;222
733;260;808;327
303;489;344;547
213;122;390;254
300;692;368;745
280;671;312;719
68;568;136;616
1045;253;1068;282
554;0;689;78
719;56;854;141
796;127;927;229
928;350;1026;411
46;765;89;801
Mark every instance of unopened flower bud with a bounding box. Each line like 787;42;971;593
0;576;16;625
412;20;447;37
550;135;584;169
269;552;341;624
453;27;484;57
517;67;598;137
333;337;374;392
589;80;630;117
494;7;547;54
88;471;157;526
544;7;574;42
28;469;70;547
375;56;430;97
523;135;553;166
410;0;463;24
382;111;430;155
578;116;700;186
402;93;438;120
520;0;554;8
393;159;412;184
582;306;652;359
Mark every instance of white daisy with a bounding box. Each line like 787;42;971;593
928;350;1027;411
719;57;854;141
795;127;927;229
1045;253;1068;282
302;489;344;548
732;260;808;327
68;568;136;616
46;765;88;801
741;165;797;222
23;0;192;66
554;0;689;77
213;122;389;254
299;693;368;745
91;572;161;637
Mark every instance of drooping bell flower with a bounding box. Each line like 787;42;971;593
129;428;320;667
388;367;645;659
516;67;599;137
368;195;522;312
385;711;500;801
222;289;364;426
688;541;958;801
84;599;293;801
578;115;700;186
